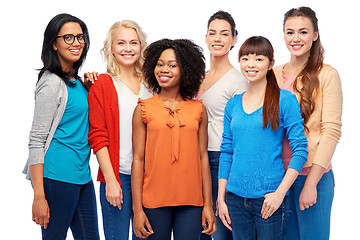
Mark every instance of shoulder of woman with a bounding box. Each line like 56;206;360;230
37;71;63;88
274;64;286;71
228;68;247;82
94;73;113;86
273;64;286;76
89;73;115;93
279;88;296;100
319;64;339;78
318;64;341;86
35;71;66;98
225;93;242;108
279;89;300;111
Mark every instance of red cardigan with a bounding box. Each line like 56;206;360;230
88;74;121;184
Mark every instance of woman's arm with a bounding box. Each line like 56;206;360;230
27;75;63;227
299;68;342;211
261;168;299;219
30;164;49;229
299;164;325;210
261;91;309;218
218;178;232;230
261;92;308;219
95;147;123;209
87;75;123;208
217;99;234;230
198;106;216;235
131;104;153;238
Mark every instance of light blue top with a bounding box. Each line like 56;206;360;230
219;89;308;198
43;79;91;184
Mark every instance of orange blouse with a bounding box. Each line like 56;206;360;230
138;94;204;209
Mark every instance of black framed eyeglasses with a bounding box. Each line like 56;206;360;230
56;34;86;45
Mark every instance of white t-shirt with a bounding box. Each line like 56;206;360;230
112;78;153;175
199;68;248;151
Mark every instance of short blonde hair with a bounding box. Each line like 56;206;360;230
101;20;147;80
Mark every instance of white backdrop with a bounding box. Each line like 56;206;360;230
0;0;358;239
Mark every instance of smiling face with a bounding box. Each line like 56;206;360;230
111;26;141;67
240;54;274;84
284;16;319;60
154;48;181;90
206;19;236;57
53;22;84;72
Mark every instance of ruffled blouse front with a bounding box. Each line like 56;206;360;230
138;94;204;208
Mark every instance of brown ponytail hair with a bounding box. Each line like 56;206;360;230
239;36;280;130
284;7;324;128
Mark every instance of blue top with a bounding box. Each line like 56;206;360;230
44;80;92;184
219;89;308;198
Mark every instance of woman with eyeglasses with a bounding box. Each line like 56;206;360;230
23;13;99;239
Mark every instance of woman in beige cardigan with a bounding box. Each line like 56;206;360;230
273;6;342;240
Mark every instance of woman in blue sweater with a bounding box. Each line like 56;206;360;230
217;36;308;240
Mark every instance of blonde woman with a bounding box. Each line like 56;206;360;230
87;20;152;240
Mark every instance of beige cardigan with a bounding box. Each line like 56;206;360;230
274;64;342;169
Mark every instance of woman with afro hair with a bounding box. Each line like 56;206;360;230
131;38;216;240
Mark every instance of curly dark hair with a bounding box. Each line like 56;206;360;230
142;38;205;99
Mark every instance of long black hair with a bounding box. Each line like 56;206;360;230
38;13;90;86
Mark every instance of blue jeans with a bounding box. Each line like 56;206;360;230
226;192;290;240
201;151;233;240
144;206;203;240
100;173;141;240
41;178;99;240
285;170;335;240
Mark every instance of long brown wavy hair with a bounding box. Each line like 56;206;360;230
284;7;324;129
239;36;280;130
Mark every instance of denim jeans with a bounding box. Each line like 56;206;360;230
285;170;335;240
41;178;99;240
144;205;203;240
100;173;141;240
226;192;290;240
201;151;233;240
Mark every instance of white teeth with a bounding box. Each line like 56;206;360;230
160;76;170;80
70;49;79;52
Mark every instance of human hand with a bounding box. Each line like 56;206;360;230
261;191;285;219
218;199;232;231
83;72;99;89
133;210;154;238
299;185;317;210
32;196;50;229
201;205;216;235
105;179;123;209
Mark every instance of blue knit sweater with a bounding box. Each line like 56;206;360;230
219;89;308;198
